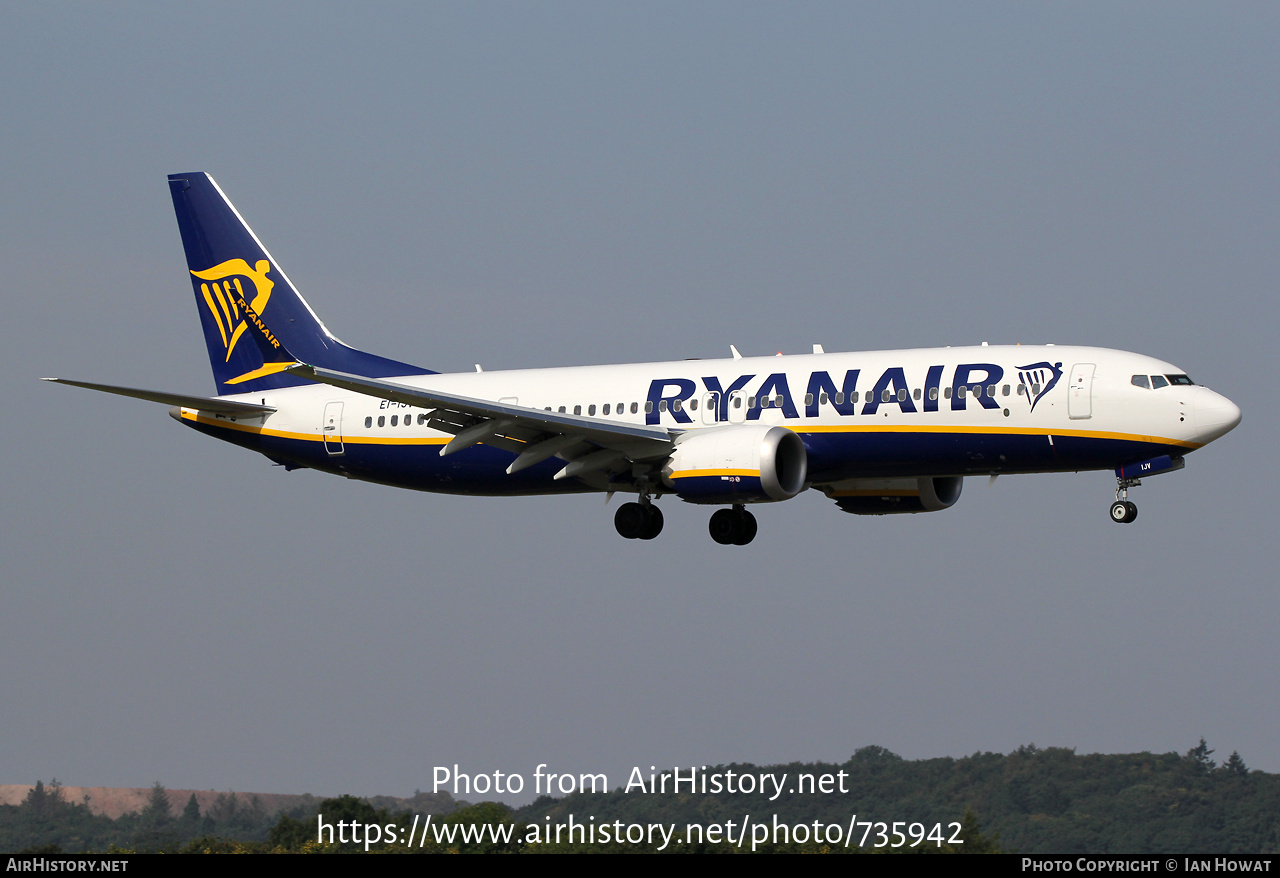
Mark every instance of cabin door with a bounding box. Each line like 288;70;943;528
1068;364;1095;420
323;401;344;454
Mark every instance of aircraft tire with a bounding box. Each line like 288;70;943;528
639;505;664;540
733;510;758;545
615;502;646;539
1110;500;1139;524
709;508;738;545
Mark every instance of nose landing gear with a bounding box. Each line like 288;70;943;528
709;505;758;545
1110;477;1140;524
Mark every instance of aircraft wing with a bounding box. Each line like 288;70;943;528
42;378;276;416
287;364;675;480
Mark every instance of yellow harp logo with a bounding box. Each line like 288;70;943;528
192;258;277;360
192;259;295;385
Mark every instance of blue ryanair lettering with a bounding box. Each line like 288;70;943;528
702;374;754;422
923;364;944;413
805;370;860;417
746;373;798;420
646;378;696;425
862;367;917;415
951;363;1005;410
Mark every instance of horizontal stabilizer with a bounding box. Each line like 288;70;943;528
43;378;276;416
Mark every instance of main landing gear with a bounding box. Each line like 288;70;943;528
1110;476;1139;524
613;496;757;545
709;505;757;546
615;500;664;540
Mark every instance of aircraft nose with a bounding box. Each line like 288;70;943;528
1193;388;1242;444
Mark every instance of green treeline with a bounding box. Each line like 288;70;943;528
517;742;1277;853
1;780;293;853
5;741;1277;853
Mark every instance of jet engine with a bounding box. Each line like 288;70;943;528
661;425;807;504
825;476;964;515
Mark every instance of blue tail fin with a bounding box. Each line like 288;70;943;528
168;172;429;395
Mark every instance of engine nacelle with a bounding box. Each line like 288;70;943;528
662;425;808;504
826;476;964;515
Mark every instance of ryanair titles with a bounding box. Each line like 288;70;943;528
644;361;1063;425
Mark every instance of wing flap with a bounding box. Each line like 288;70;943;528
287;364;675;469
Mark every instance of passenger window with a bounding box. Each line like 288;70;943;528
732;396;742;409
603;403;611;415
390;415;398;426
833;392;842;405
913;388;921;401
972;386;982;399
1002;384;1010;397
574;405;582;415
617;401;624;412
1031;383;1041;395
631;402;639;414
865;391;874;403
364;416;372;428
929;387;938;401
377;416;385;427
645;401;653;413
588;404;596;416
805;393;814;406
944;387;952;400
986;384;996;397
690;398;698;411
672;399;682;412
658;400;667;412
558;406;566;413
419;414;428;424
897;388;907;402
957;386;967;399
777;395;786;407
1151;375;1169;389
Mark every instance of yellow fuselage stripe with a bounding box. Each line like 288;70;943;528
180;410;1200;450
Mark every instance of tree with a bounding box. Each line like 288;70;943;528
849;745;903;763
23;780;68;819
23;781;48;817
1223;751;1248;776
140;782;172;828
1186;738;1216;773
208;792;239;824
181;793;201;823
951;807;1003;853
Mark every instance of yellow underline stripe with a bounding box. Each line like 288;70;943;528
180;410;1199;450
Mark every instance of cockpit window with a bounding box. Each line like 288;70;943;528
1166;374;1194;386
1131;375;1150;389
1151;375;1169;389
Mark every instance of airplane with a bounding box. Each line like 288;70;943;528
46;172;1242;545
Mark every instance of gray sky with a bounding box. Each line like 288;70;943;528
3;3;1277;804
